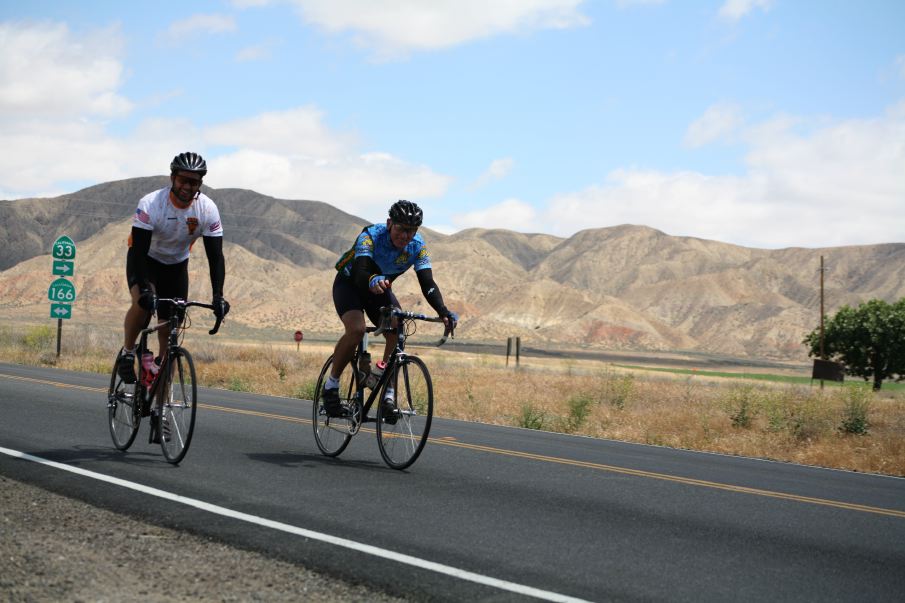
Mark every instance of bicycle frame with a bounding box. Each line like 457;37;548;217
313;306;452;469
135;299;222;416
108;297;221;463
329;307;447;435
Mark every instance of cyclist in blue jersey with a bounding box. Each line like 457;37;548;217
322;200;458;417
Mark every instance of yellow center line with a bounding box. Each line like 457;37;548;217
4;372;904;519
1;373;102;393
431;440;905;518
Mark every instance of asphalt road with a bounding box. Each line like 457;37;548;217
1;362;904;602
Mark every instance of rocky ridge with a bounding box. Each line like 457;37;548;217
2;178;904;361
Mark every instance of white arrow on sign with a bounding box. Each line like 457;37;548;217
49;303;72;319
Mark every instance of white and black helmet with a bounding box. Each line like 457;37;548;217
388;200;423;226
170;152;207;177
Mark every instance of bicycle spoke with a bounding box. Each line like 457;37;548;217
160;349;197;464
108;351;140;450
377;356;433;470
312;355;355;457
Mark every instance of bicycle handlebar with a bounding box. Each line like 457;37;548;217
156;298;223;335
373;306;454;346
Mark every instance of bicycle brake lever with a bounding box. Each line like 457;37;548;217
209;314;223;335
437;325;454;347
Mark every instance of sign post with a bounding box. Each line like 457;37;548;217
294;330;303;351
49;236;77;357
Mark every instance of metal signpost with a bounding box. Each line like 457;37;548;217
49;236;76;357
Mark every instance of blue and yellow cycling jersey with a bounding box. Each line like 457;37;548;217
336;223;432;278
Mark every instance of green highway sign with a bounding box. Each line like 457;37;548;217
52;235;76;260
48;278;76;302
50;303;72;319
52;259;75;276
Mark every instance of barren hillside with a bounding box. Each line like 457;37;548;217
2;178;903;361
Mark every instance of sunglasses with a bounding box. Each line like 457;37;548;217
174;174;203;188
393;224;418;235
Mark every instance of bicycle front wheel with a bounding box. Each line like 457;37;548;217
377;355;433;470
312;354;354;457
108;350;140;450
158;348;197;464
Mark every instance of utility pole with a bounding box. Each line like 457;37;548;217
819;255;825;359
819;255;826;389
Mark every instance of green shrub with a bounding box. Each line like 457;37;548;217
562;393;594;433
786;392;832;440
228;376;253;392
517;403;546;430
763;390;788;432
839;386;871;434
723;384;760;429
295;380;317;401
597;368;635;410
23;325;54;350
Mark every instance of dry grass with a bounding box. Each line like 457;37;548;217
3;323;904;476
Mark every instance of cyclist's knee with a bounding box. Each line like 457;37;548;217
344;322;366;341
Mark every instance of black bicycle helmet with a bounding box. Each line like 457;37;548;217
170;152;207;177
388;200;423;226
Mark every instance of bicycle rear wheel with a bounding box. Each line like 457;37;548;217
108;350;141;450
312;354;354;457
158;348;197;464
377;355;433;470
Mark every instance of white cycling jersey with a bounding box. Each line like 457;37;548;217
131;187;223;264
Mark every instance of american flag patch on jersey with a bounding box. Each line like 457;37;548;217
209;220;222;233
135;208;150;224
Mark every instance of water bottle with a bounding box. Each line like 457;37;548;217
358;351;371;385
141;352;158;387
368;360;387;389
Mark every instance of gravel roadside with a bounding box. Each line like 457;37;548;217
1;475;406;602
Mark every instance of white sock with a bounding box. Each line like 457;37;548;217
384;387;395;401
326;375;340;389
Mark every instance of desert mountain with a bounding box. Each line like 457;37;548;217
2;177;903;361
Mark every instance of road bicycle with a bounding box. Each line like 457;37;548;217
313;306;452;470
107;298;222;464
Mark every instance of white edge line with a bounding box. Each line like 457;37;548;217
0;446;590;603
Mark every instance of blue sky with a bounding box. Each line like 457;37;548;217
1;0;903;248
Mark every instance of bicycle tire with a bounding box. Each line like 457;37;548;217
108;350;141;450
312;354;354;457
158;347;197;464
377;355;433;470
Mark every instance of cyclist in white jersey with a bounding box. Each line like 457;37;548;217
117;152;230;389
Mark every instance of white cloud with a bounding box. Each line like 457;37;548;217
289;0;589;58
200;106;452;212
0;21;138;196
464;102;905;248
718;0;773;22
471;157;515;189
205;106;355;158
684;103;743;148
236;41;275;62
0;27;449;210
211;148;451;216
0;22;131;118
452;198;538;232
164;14;237;39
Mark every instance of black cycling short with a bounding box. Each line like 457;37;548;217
126;250;189;320
332;272;399;326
